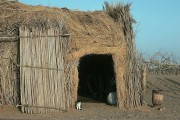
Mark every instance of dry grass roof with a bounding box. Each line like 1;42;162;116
0;1;126;48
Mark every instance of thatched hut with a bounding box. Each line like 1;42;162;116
0;1;142;113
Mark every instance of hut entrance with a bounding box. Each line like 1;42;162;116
78;54;116;103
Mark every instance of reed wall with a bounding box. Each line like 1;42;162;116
19;26;71;113
0;42;19;105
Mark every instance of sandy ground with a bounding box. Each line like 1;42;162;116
0;75;179;120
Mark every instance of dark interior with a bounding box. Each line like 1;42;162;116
78;54;116;102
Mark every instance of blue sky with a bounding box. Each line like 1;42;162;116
19;0;180;58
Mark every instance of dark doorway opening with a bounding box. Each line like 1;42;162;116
78;54;116;103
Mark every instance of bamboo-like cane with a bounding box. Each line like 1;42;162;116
19;26;70;113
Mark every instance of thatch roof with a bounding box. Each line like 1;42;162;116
0;1;125;48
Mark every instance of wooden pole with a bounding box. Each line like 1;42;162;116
152;90;164;106
141;64;147;95
0;34;70;43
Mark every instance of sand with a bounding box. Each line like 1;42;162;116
0;75;179;120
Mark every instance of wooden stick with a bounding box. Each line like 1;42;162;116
18;65;64;71
0;34;70;39
141;64;147;95
16;104;67;112
0;39;18;42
